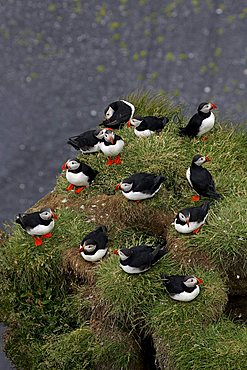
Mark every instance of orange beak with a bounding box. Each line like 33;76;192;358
109;137;114;144
127;120;131;127
210;102;217;109
196;277;204;285
52;212;58;220
79;245;84;253
115;183;120;191
186;218;190;227
62;162;67;170
205;155;211;162
113;249;119;255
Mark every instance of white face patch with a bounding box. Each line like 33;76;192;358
119;250;129;261
67;160;80;170
194;157;206;166
40;210;52;220
200;103;211;113
178;212;186;222
131;118;142;127
84;244;96;253
105;106;114;119
184;277;197;288
121;182;133;192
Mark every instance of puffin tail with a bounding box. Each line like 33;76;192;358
201;200;210;213
152;239;168;259
67;137;80;150
162;116;169;126
97;225;108;234
160;274;169;281
207;192;223;200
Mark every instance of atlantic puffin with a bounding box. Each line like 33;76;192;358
186;154;222;201
128;115;169;138
113;242;167;274
100;100;135;129
79;225;108;262
67;129;106;154
161;274;203;302
16;208;57;246
179;102;217;138
62;158;99;193
99;129;125;165
115;173;166;201
173;201;210;234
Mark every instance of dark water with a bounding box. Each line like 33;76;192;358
0;325;14;370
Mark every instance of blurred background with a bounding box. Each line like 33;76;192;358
0;0;246;227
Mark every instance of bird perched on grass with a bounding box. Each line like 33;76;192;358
16;208;57;246
113;241;167;274
62;158;99;194
99;129;125;165
100;100;135;129
186;154;222;201
67;129;106;154
79;225;108;262
115;173;165;201
128;115;169;138
179;102;217;139
161;274;203;302
173;201;210;234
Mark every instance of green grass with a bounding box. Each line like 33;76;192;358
0;92;247;369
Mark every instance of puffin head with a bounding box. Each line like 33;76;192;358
104;105;114;120
104;130;115;144
128;115;143;128
113;248;131;261
198;102;217;114
115;181;133;192
39;208;57;221
63;158;81;170
79;239;97;253
192;154;210;166
178;209;190;227
184;276;204;287
94;128;107;140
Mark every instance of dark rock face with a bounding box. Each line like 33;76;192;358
0;1;246;226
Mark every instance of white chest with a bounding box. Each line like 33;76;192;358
134;128;154;138
66;171;89;186
27;220;55;236
170;285;200;302
120;263;150;274
174;220;203;234
198;112;215;136
122;184;162;201
81;248;107;262
99;139;124;156
186;167;193;188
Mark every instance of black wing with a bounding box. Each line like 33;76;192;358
101;101;132;129
179;113;202;137
161;275;185;294
80;163;99;182
127;173;165;193
67;130;99;151
16;212;41;229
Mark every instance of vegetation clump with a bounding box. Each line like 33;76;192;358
0;92;246;369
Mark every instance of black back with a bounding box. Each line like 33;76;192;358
175;201;210;225
190;164;221;199
67;130;99;151
68;162;99;183
101;101;132;129
81;226;108;255
120;243;167;269
16;212;51;230
161;275;196;294
137;116;169;132
179;111;210;138
123;173;166;194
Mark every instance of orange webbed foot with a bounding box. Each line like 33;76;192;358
66;184;75;191
192;226;203;234
106;157;114;166
34;237;43;246
42;233;52;239
192;195;200;202
75;186;86;194
201;136;208;142
114;154;122;165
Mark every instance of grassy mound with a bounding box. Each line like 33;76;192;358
0;92;246;369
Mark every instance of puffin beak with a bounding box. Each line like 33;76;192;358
196;277;204;285
205;155;211;162
115;183;120;191
113;249;119;255
210;102;217;109
127;120;131;128
52;212;58;220
186;218;190;227
79;245;84;253
109;136;114;144
62;162;67;170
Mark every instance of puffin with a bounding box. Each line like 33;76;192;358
62;158;99;193
99;129;125;165
100;100;135;129
16;208;57;246
128;115;169;138
173;201;210;234
179;102;217;138
67;129;106;154
79;225;108;262
186;154;222;201
115;173;166;201
161;274;203;302
113;242;167;274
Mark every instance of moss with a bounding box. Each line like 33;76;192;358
0;92;246;369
